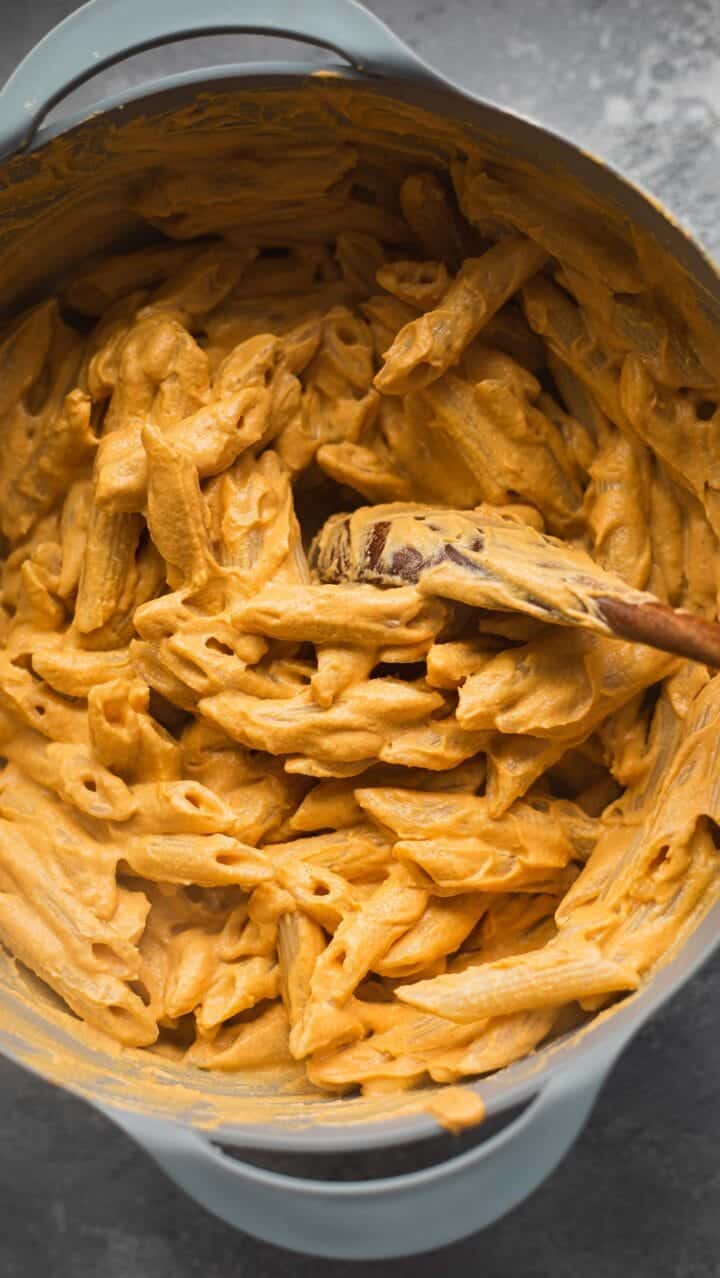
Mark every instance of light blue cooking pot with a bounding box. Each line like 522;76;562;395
0;0;718;1259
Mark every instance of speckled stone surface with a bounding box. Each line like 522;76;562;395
2;3;720;1273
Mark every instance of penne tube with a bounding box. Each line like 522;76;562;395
620;353;720;535
64;242;202;315
105;382;271;511
375;894;488;977
97;334;303;510
379;715;488;772
0;820;157;1024
5;560;65;661
557;263;713;390
291;864;428;1056
187;1002;293;1071
396;939;639;1022
73;505;144;635
0;889;157;1046
0;769;120;919
206;449;309;593
522;275;628;428
290;779;366;833
420;373;581;529
130;639;201;712
679;487;719;616
138;244;257;326
275;858;359;931
276;307;378;474
454;893;560;967
123;833;271;889
88;677;182;781
143;425;216;590
335;231;387;295
131;625;264;705
288;761;484;828
425;638;496;690
124;781;236;835
284;755;374;781
2;318;96;540
0;652;90;745
450;1009;559;1078
535;390;596;481
317;433;416;505
307;1008;481;1091
584;426;653;590
0;512;60;612
202;286;349;369
247;881;296;927
375;238;546;394
232;582;447;649
78;538;166;652
394;837;578;896
458;632;628;736
5;387;96;542
481;302;546;372
400;171;475;270
195;955;279;1031
227;775;303;847
459;636;674;811
200;678;445;766
267;824;393;883
277;911;326;1032
219;905;277;962
92;314;209;502
32;644;133;697
376;259;450;309
311;646;376;708
3;732;135;822
360;293;418;360
163;926;220;1019
0;303;62;530
455;163;644;292
558;678;720;929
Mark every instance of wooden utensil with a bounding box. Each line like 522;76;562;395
311;503;720;667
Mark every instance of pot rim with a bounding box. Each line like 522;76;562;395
17;58;720;293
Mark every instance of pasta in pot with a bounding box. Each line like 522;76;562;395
0;147;719;1097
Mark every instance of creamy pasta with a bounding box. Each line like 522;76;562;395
0;147;719;1096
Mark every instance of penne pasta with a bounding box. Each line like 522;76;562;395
455;163;644;292
291;864;428;1057
122;833;271;889
375;238;546;394
396;939;639;1022
277;307;378;474
186;1002;292;1072
400;171;473;269
0;145;717;1102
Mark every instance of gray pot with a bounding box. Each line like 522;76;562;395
0;0;718;1259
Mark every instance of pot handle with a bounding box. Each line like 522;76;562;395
0;0;436;160
106;1049;616;1260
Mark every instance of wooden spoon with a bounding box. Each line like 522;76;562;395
311;503;720;667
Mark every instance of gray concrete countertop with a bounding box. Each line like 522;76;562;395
2;3;720;1273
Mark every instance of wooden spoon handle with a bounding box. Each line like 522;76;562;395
595;597;720;667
